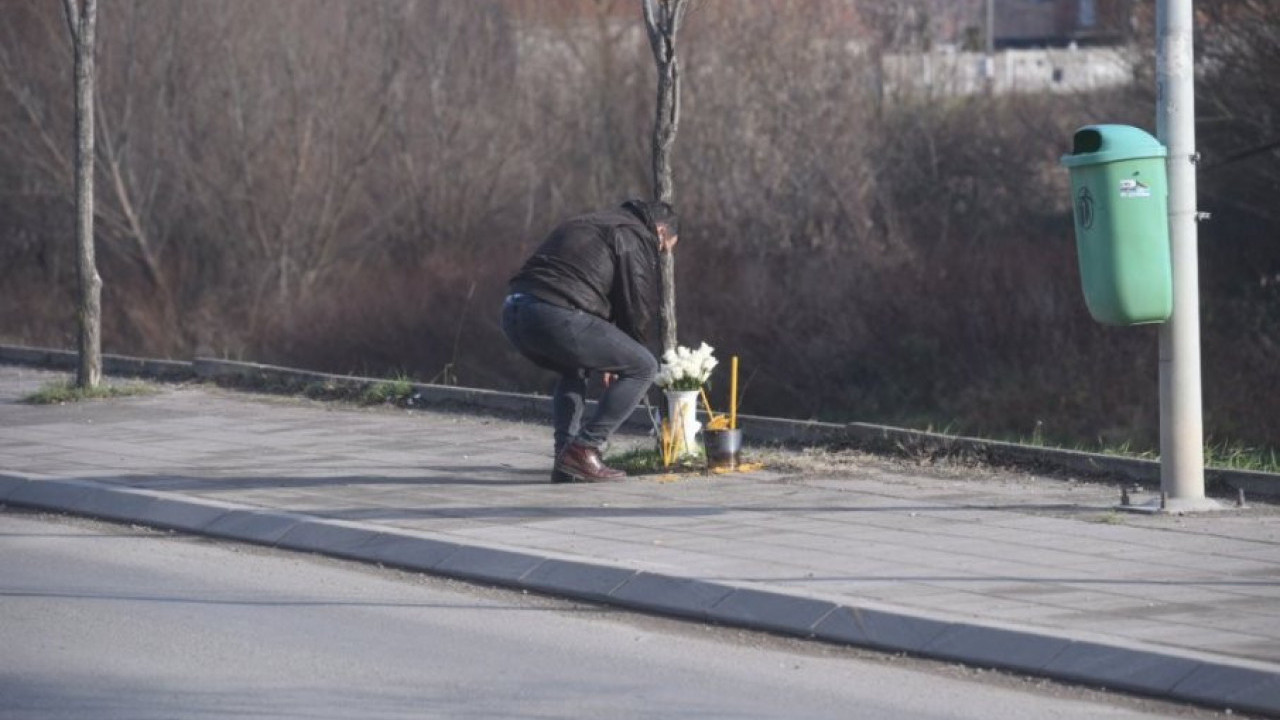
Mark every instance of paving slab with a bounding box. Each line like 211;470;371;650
2;364;1280;716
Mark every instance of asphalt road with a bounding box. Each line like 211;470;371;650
0;510;1235;720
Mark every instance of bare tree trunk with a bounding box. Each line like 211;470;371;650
64;0;101;388
642;0;689;354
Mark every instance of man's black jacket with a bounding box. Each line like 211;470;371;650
509;200;662;345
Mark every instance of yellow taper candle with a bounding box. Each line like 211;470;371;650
729;355;739;430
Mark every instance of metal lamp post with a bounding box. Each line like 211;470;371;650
1155;0;1221;512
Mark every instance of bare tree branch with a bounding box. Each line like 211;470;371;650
642;0;690;353
61;0;80;45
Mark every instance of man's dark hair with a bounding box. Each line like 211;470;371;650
649;201;679;235
622;199;679;236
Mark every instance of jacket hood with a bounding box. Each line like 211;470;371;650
620;199;665;236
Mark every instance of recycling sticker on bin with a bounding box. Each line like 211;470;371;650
1075;187;1094;229
1119;178;1152;198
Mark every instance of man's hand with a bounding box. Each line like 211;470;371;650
657;224;678;252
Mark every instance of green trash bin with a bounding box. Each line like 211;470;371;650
1060;124;1172;326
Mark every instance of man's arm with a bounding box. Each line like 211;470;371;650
610;229;658;345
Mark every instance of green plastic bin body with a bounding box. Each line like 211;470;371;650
1060;124;1172;326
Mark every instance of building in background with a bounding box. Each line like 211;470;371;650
510;1;1138;99
993;0;1133;48
870;0;1138;98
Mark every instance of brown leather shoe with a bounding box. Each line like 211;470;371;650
553;442;625;483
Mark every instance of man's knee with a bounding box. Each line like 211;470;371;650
632;352;658;383
608;350;656;383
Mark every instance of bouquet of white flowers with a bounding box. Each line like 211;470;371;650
655;342;718;391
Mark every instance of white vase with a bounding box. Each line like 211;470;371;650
664;389;702;456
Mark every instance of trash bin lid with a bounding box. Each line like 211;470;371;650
1060;124;1167;167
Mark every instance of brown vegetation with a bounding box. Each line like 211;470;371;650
0;0;1276;451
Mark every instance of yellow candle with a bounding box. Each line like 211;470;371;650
661;419;672;467
730;356;739;430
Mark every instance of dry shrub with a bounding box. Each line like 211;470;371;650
1;0;1276;451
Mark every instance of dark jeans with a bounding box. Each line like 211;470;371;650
502;294;657;455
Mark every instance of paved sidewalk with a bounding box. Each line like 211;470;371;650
2;365;1278;715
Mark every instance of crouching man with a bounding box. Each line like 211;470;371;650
501;200;678;483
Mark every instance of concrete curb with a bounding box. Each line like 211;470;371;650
192;357;545;417
189;356;658;431
0;345;195;381
2;343;1276;498
1;472;1276;716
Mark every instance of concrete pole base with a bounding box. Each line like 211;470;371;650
1117;495;1227;514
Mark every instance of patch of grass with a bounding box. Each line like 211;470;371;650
211;371;425;409
1091;439;1158;461
1017;426;1279;475
1093;510;1126;525
606;446;705;476
212;372;320;398
24;379;157;404
361;376;416;406
1204;439;1280;473
302;380;353;402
